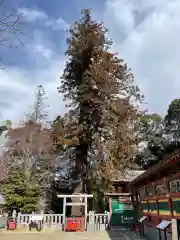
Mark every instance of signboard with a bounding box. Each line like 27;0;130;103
31;215;43;221
139;216;147;223
156;220;171;230
111;199;135;226
112;200;133;212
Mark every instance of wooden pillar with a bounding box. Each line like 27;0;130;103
63;197;66;224
109;198;112;229
84;196;87;230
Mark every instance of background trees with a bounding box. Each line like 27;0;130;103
1;85;55;213
134;99;180;169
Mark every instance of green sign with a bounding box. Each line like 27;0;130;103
111;199;135;226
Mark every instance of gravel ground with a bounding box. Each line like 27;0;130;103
0;230;145;240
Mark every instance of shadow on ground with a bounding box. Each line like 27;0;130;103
107;227;146;240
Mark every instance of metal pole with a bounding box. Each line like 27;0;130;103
140;223;142;236
164;229;167;240
142;222;145;236
159;229;162;240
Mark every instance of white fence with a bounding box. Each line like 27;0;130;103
17;213;63;228
87;213;110;231
16;212;110;231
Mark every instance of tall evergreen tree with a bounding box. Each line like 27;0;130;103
59;9;143;192
2;167;40;213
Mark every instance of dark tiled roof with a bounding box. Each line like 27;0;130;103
111;170;146;182
131;150;180;185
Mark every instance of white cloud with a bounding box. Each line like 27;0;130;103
0;7;70;125
104;0;180;115
46;17;69;31
0;42;66;124
18;8;48;22
19;7;69;31
32;44;53;60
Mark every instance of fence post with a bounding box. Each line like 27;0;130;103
63;197;66;225
16;212;21;228
107;212;111;230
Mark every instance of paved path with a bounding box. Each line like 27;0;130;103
0;230;145;240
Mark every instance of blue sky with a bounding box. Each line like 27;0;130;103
0;0;180;124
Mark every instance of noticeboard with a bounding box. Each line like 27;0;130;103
139;216;147;223
156;220;171;230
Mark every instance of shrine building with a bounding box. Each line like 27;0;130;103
130;150;180;239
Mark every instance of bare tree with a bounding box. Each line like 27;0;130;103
0;0;25;49
0;86;53;212
30;85;48;123
2;120;55;212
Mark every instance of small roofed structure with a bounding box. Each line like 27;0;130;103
111;170;146;182
107;170;145;195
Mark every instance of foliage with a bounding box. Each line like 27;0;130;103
2;167;40;213
134;103;180;168
1;85;55;212
58;9;143;191
165;99;180;141
134;113;166;168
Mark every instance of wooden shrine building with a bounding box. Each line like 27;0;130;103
130;150;180;239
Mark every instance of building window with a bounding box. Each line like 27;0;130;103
139;189;146;199
147;187;155;197
169;179;180;193
156;184;166;195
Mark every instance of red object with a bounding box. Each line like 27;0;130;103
136;223;140;232
65;217;84;232
130;224;134;231
8;221;16;230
